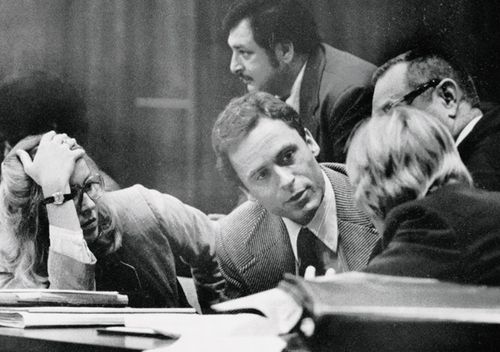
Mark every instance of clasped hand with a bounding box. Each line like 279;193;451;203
16;131;85;195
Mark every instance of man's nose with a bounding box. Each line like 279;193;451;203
230;52;243;74
276;166;295;191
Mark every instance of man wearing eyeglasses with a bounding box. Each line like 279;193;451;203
372;49;500;191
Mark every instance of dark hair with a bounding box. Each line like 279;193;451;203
373;48;480;108
223;0;321;56
212;91;306;187
0;71;88;150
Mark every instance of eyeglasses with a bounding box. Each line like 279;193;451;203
382;78;441;113
70;173;105;206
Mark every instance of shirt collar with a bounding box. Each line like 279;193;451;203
456;114;483;146
283;171;338;259
285;62;307;113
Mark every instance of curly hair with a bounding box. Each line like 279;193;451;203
346;106;472;223
0;135;121;287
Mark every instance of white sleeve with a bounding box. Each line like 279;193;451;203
49;225;97;264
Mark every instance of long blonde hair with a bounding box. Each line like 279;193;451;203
346;106;473;224
0;135;121;287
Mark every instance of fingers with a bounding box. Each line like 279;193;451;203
72;148;86;160
303;266;336;281
16;150;33;170
40;131;57;144
325;268;336;277
64;138;77;149
51;132;69;144
40;132;83;156
304;266;316;280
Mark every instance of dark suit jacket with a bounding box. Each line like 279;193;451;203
300;43;376;163
217;163;379;299
458;104;500;191
365;183;500;285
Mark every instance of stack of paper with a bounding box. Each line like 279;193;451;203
0;289;128;307
0;307;195;328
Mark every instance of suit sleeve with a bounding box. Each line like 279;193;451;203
363;208;461;279
138;186;225;309
323;85;373;163
215;226;249;300
463;132;500;192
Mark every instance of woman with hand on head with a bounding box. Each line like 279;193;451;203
346;106;500;285
0;132;224;309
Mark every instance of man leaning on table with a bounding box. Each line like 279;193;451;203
212;92;379;299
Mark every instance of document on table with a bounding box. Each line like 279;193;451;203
146;336;286;352
0;307;195;328
125;312;280;338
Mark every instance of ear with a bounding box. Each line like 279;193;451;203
304;128;320;157
434;78;460;117
274;42;294;64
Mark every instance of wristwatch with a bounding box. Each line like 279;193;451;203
42;191;75;205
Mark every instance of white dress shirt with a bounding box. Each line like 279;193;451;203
49;225;96;264
455;114;483;146
283;171;339;269
285;62;307;113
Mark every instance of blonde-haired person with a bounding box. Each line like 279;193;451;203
346;106;500;284
0;132;223;309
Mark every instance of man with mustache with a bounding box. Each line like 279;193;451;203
224;0;376;162
212;92;379;298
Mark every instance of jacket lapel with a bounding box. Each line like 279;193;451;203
321;163;380;270
458;106;500;162
299;45;325;136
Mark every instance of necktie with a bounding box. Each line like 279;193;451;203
297;227;326;276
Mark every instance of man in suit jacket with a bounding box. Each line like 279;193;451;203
212;92;379;298
372;48;500;191
224;0;376;162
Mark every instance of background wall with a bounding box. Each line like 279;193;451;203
1;0;499;213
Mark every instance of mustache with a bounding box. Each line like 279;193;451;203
236;73;252;81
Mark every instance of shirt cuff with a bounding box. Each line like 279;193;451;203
49;225;97;264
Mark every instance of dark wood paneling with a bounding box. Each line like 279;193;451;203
308;0;500;102
0;0;66;80
3;1;498;213
64;0;197;204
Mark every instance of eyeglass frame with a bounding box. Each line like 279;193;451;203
383;78;441;113
70;173;105;207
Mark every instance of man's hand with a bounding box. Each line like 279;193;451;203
303;266;336;280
